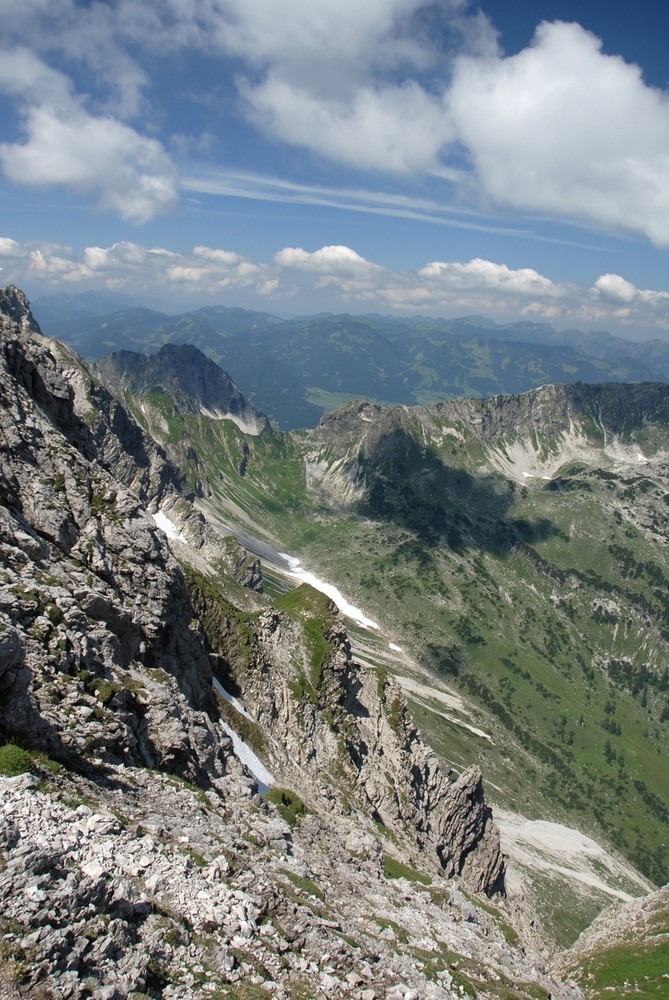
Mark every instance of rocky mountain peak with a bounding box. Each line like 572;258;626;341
0;284;41;336
0;287;597;999
96;342;271;436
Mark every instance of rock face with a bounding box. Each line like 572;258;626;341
0;286;583;999
190;583;505;896
0;767;582;1000
309;381;669;503
96;342;271;435
0;285;246;781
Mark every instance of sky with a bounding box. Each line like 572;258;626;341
1;0;669;339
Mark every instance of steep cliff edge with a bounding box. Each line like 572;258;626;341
0;287;588;1000
0;286;241;783
188;578;505;896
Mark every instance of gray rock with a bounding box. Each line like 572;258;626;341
0;288;582;1000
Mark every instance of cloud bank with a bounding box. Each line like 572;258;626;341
3;236;669;335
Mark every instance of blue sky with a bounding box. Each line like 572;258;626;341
1;0;669;339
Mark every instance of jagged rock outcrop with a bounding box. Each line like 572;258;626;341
0;285;246;783
189;582;505;896
1;289;185;506
0;287;589;999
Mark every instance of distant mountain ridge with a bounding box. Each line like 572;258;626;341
96;343;271;436
110;354;669;903
33;295;669;430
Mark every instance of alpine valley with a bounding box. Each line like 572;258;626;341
1;285;668;1000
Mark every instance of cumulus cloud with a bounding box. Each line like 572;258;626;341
3;235;669;333
275;244;386;297
4;4;669;243
0;1;482;180
0;49;177;223
275;245;380;274
0;1;149;118
449;21;669;245
594;273;639;304
0;237;23;257
593;273;669;313
4;239;275;298
244;77;452;174
1;106;178;223
419;259;563;297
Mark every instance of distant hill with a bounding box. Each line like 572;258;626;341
33;296;669;430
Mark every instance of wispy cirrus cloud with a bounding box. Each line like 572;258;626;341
2;2;669;247
182;168;613;248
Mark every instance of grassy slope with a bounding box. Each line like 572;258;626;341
127;391;669;892
558;890;669;998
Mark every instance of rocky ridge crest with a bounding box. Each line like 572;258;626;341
196;588;504;895
0;287;582;999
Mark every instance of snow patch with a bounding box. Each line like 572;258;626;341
200;406;262;436
279;554;380;631
220;722;275;793
389;643;402;652
213;680;275;791
152;510;186;543
637;452;649;463
213;677;253;720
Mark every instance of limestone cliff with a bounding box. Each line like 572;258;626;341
0;286;246;783
188;581;505;896
0;287;589;1000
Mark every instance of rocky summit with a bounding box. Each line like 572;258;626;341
0;284;656;999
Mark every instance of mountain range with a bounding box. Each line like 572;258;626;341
2;284;668;999
33;291;669;431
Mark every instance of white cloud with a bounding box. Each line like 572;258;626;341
593;273;669;315
275;244;386;298
204;0;432;71
3;238;669;336
595;274;638;305
275;245;380;274
4;4;669;245
243;77;453;174
0;238;274;298
0;2;149;118
0;49;177;223
449;21;669;245
0;238;23;257
1;107;177;223
419;259;563;297
1;2;477;178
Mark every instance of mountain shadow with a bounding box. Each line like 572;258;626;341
357;425;559;554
